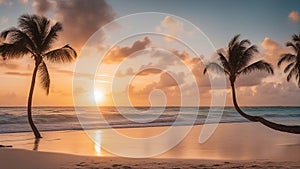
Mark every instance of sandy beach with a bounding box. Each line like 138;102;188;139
1;122;300;169
1;148;300;169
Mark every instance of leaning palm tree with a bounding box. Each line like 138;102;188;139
0;14;77;138
204;34;300;134
278;33;300;87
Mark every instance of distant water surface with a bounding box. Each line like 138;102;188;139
0;106;299;133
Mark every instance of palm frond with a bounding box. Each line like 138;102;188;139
239;39;251;47
217;52;231;73
203;62;228;75
44;44;77;63
0;43;30;59
284;62;295;73
41;22;63;53
287;66;298;82
37;16;51;43
239;60;274;75
0;27;16;39
1;27;36;52
292;33;300;42
296;69;300;87
18;15;42;50
286;42;298;53
236;45;258;71
278;54;297;67
229;34;240;49
38;61;50;95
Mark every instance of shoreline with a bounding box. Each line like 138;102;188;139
0;121;251;135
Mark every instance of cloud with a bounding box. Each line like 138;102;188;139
33;0;115;50
191;60;210;87
127;71;190;106
260;37;292;66
288;11;300;23
0;0;13;6
117;67;162;77
19;0;28;4
5;71;31;76
103;37;151;64
161;16;184;34
236;72;270;87
153;49;191;66
261;37;283;66
232;81;300;106
156;16;184;40
52;68;94;80
172;50;190;61
131;71;185;94
158;71;185;88
0;62;19;69
32;0;53;15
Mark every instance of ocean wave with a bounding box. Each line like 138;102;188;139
0;107;299;133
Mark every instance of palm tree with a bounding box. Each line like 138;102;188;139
278;33;300;87
204;34;300;134
0;14;77;138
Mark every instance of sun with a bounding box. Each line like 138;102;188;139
94;90;105;103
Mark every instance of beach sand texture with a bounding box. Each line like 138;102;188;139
0;122;300;168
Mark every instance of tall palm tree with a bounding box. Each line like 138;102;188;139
278;33;300;87
204;34;300;134
0;14;77;138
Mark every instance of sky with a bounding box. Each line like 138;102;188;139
0;0;299;106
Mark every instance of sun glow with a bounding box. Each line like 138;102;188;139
94;90;105;103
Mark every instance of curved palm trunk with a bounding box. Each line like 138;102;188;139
231;82;300;134
28;63;42;138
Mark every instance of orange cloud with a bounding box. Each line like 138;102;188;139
5;72;31;76
156;16;185;41
133;71;185;93
128;71;184;106
260;37;291;66
162;16;184;34
103;37;151;64
116;68;162;77
20;0;28;4
0;62;19;69
288;11;300;23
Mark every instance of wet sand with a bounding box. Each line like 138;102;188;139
0;122;300;168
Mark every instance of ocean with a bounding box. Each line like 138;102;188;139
0;106;299;133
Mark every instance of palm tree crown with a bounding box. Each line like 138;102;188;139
0;14;77;93
278;33;300;87
204;34;273;83
203;35;300;134
0;14;77;138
